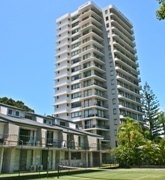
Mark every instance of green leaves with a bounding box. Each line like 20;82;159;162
156;0;165;20
114;117;165;166
0;97;34;112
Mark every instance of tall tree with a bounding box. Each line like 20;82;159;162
0;97;34;112
156;0;165;20
142;82;160;140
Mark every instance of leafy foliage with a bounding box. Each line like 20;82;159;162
0;97;34;112
115;117;145;167
114;117;165;167
156;0;165;20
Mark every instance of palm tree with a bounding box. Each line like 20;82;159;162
115;117;145;166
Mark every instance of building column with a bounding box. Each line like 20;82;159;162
52;150;56;170
89;152;93;167
68;150;71;166
85;151;88;167
0;148;4;173
32;149;36;171
9;148;16;172
99;152;102;166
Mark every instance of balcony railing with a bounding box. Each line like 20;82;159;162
85;125;109;129
0;134;103;151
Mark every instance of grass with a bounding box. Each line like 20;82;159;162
34;168;165;180
1;168;165;180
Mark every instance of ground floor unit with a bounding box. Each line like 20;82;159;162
0;146;104;173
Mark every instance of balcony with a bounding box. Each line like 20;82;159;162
85;124;109;130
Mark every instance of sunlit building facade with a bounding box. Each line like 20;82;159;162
54;1;143;149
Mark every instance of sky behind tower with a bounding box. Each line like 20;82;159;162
0;0;165;115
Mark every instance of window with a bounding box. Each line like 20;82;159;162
113;108;117;115
82;37;90;43
71;92;81;99
82;45;90;51
71;42;80;49
84;89;92;97
65;152;69;160
71;83;80;90
71;74;81;81
71;152;81;160
96;109;105;117
84;70;91;77
60;121;66;126
83;62;91;68
71;49;81;57
95;89;104;97
112;98;116;104
111;79;114;85
106;23;109;28
72;21;79;28
71;65;81;72
83;53;91;60
72;15;79;21
71;58;80;64
84;109;94;117
71;101;81;108
72;28;80;34
84;99;92;107
106;16;109;21
8;109;12;115
83;79;91;87
111;89;115;95
72;35;80;42
71;111;81;118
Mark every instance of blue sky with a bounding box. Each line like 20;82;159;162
0;0;165;115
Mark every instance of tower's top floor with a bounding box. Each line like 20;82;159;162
56;1;132;28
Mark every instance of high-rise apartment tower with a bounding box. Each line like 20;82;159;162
54;1;143;149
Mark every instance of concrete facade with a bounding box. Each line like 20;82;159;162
0;103;103;173
54;1;143;149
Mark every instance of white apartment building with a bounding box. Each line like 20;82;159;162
54;1;143;149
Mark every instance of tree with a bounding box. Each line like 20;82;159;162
158;138;165;164
158;111;165;137
142;82;161;140
156;0;165;20
114;117;165;166
0;97;34;112
140;140;160;165
115;117;145;166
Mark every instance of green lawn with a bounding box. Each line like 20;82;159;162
34;168;165;180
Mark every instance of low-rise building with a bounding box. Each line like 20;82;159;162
0;103;103;173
